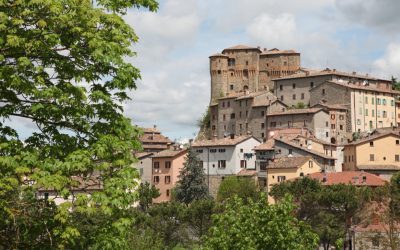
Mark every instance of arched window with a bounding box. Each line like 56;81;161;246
330;137;336;144
243;85;249;92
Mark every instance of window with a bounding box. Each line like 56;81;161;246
153;176;160;183
261;123;265;129
154;162;160;169
339;115;344;120
383;99;387;105
340;125;343;130
227;101;230;107
228;58;235;66
240;160;247;168
326;132;329;137
230;113;235;119
261;111;265;117
365;96;368;104
166;189;170;197
210;149;217;153
396;155;399;162
243;69;249;78
391;100;394;106
218;160;226;168
289;149;293;154
377;98;381;105
218;148;226;153
165;161;171;168
165;176;171;184
223;114;226;121
372;110;375;117
245;60;248;65
239;123;242;129
280;95;284;101
44;192;49;200
277;176;286;182
270;122;277;127
217;70;221;74
357;119;361;125
212;125;216;130
322;89;326;95
261;133;264;138
372;97;375;104
279;85;283;91
240;148;243;153
292;94;296;100
365;109;368;116
370;141;374;147
370;154;375;161
326;121;329;127
239;111;242;118
310;82;314;88
301;93;305;100
292;83;296;89
196;149;203;153
383;111;387;118
396;140;399;145
331;124;336;129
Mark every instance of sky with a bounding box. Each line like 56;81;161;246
122;0;400;143
7;0;400;142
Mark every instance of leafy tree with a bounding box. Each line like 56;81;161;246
184;199;215;242
138;182;160;211
0;0;158;248
217;176;260;203
204;194;319;249
174;149;209;204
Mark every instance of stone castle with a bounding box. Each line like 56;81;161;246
209;45;300;103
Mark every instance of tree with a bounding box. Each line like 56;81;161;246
174;149;209;204
204;194;319;249
0;0;158;248
217;176;260;203
138;182;160;211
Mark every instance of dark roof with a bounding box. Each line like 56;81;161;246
260;49;300;56
222;45;262;53
267;156;314;169
209;53;229;58
192;135;259;147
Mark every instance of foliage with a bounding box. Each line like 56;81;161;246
174;149;209;204
295;102;306;109
204;194;319;250
217;176;260;203
138;182;160;211
391;76;400;91
0;0;158;248
184;199;215;241
197;107;211;129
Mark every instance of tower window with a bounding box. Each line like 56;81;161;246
217;70;221;74
230;84;234;90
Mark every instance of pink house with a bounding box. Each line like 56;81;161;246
151;148;187;203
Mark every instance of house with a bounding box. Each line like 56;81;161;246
139;125;173;152
253;139;275;190
343;131;400;180
134;152;154;184
266;156;322;203
151;148;187;203
306;171;386;187
192;135;261;197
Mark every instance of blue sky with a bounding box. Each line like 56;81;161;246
10;0;400;142
122;0;400;143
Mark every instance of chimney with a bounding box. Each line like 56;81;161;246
362;175;367;183
322;176;327;183
352;71;356;75
230;134;235;139
153;124;157;129
189;139;193;147
263;48;267;51
333;69;336;72
257;46;261;50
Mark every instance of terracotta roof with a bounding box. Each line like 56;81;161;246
222;45;262;53
267;156;314;169
235;91;270;100
142;127;160;134
357;165;400;171
142;144;169;150
311;103;349;111
236;169;257;176
261;49;299;55
140;133;172;144
135;152;154;159
306;171;386;186
192;135;258;147
267;108;325;116
275;138;336;160
274;68;391;82
345;132;400;146
209;53;229;58
325;80;400;95
253;140;275;151
152;149;187;158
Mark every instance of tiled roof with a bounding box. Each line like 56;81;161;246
218;92;243;100
222;45;261;52
192;135;258;147
295;135;336;146
152;149;187;158
142;127;160;134
135;152;154;159
345;132;400;146
274;68;390;82
275;138;336;160
267;108;325;116
209;53;229;58
306;171;386;186
261;49;299;55
142;144;169;150
252;98;280;107
235;91;270;100
325;80;400;95
140;133;172;144
253;140;275;151
267;156;313;169
357;165;400;171
311;103;349;111
236;169;257;176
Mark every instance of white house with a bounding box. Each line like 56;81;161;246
192;135;261;197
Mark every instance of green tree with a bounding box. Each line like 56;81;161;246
138;182;160;211
184;199;215;242
174;149;209;204
217;176;260;203
204;194;319;249
0;0;157;248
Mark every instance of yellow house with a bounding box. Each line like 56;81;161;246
343;131;400;180
267;156;322;203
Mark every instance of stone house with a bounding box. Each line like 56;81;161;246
133;152;153;184
274;68;392;108
139;126;173;152
192;135;261;197
151;148;187;203
343;131;400;180
310;80;400;133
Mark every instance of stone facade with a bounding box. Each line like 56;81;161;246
209;45;300;103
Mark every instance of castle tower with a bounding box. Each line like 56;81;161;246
209;53;229;104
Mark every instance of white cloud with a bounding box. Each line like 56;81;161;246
373;43;400;78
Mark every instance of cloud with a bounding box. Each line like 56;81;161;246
373;43;400;78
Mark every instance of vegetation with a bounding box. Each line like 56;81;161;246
217;176;260;203
392;76;400;91
197;107;211;129
174;149;209;204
